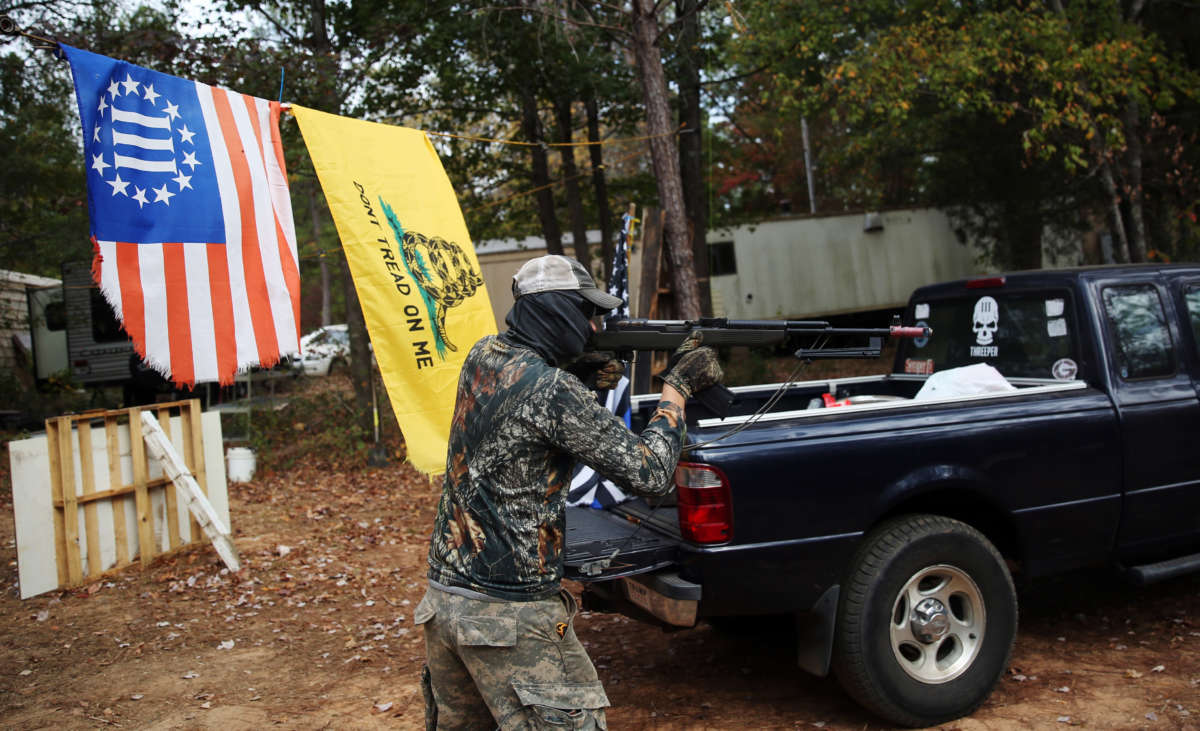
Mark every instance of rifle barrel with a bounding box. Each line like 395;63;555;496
590;319;932;351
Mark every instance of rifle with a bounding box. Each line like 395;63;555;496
588;316;932;418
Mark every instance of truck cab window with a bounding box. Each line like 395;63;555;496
1101;285;1174;379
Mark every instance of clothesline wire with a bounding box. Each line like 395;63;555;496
466;146;647;212
423;124;684;148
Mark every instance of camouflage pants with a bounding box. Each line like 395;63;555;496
415;585;609;730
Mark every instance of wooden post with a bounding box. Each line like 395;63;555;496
76;419;102;578
129;407;156;566
105;414;130;567
157;405;181;550
45;419;69;587
53;416;83;585
183;400;207;542
633;207;668;395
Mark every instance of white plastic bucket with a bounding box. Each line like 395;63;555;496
226;447;257;483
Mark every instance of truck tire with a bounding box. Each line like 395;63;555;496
832;514;1017;728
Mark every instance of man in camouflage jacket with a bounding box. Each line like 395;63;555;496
416;255;723;730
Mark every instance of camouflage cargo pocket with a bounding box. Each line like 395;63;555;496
510;681;609;730
413;591;435;625
456;615;518;647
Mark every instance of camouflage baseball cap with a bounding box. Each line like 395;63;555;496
511;255;623;310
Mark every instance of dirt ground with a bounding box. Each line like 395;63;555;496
2;393;1199;729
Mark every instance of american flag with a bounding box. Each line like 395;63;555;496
605;212;633;325
62;45;300;386
568;213;635;508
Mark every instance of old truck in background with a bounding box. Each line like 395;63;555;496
18;260;136;388
565;264;1200;727
23;261;213;405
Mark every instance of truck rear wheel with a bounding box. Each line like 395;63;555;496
832;514;1017;727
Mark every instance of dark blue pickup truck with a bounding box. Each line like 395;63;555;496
564;264;1200;727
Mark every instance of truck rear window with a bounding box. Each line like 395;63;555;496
898;291;1079;380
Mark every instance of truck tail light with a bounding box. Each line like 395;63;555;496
675;462;732;544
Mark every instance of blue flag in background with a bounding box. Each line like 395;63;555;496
568;213;636;509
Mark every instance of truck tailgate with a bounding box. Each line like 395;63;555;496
564;500;680;581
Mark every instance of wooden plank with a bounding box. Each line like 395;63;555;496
45;419;68;587
52;477;172;507
105;415;131;567
129;407;156;567
157;405;173;442
633;207;666;395
636;206;664;319
157;405;181;550
55;416;83;586
76;420;102;578
183;399;206;543
140;411;240;572
58;400;193;424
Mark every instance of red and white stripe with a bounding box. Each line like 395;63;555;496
93;83;300;387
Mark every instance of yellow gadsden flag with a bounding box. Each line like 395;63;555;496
292;106;496;474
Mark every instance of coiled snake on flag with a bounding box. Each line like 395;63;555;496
401;231;484;353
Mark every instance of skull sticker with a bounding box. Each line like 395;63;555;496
972;296;999;345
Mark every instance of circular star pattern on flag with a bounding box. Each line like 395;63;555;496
89;70;204;210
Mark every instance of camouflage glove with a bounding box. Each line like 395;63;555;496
564;351;625;390
661;331;724;400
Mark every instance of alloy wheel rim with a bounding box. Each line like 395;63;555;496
888;563;986;684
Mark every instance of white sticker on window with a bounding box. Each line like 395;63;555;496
914;303;930;319
1052;358;1078;380
1047;318;1067;338
972;296;999;345
1045;299;1065;317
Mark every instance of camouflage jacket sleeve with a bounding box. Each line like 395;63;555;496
528;371;685;498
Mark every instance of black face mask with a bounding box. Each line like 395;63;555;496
501;290;594;366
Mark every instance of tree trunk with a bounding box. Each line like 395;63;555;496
675;0;710;315
520;89;563;255
309;0;329;49
1122;100;1148;263
310;186;331;327
555;97;592;275
630;0;701;319
585;93;615;283
310;0;373;446
1100;161;1132;263
340;254;373;441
